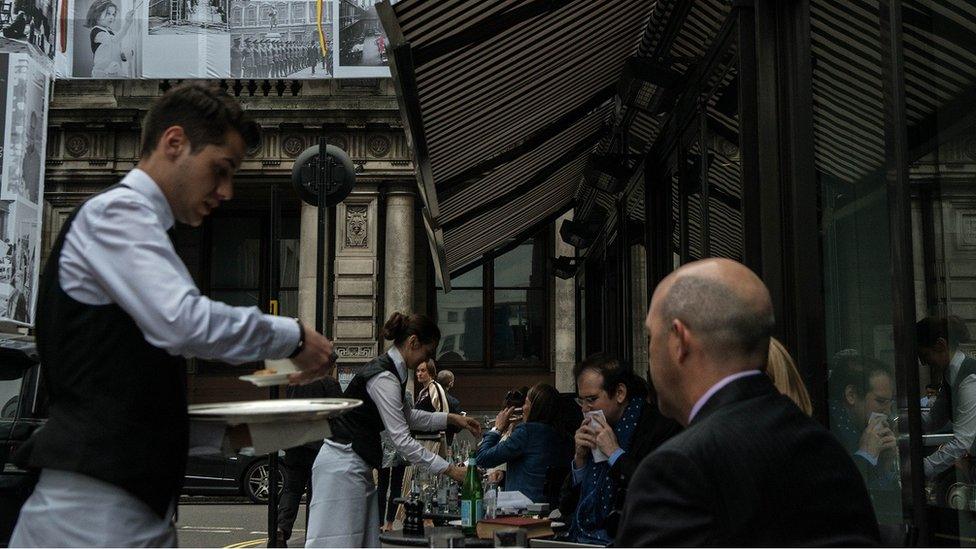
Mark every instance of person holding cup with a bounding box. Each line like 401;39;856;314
562;354;680;545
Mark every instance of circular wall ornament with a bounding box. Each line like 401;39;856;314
326;136;348;151
367;135;391;158
65;134;89;158
282;135;305;158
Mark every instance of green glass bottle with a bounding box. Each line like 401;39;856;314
459;451;483;535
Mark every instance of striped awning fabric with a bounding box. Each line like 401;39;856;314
582;0;742;262
378;0;658;285
810;0;976;184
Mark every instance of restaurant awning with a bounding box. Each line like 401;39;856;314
377;0;661;288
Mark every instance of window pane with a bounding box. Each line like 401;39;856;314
281;238;300;287
438;267;483;289
900;2;976;542
494;240;544;287
812;0;902;529
211;217;261;289
493;289;544;363
436;290;483;361
279;290;298;318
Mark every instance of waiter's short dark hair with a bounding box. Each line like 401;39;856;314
140;83;260;158
917;315;971;351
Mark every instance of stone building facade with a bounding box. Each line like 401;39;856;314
41;79;575;410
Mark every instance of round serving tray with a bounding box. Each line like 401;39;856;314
188;398;361;424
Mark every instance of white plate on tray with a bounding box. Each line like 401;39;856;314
239;372;293;387
188;398;361;424
239;358;299;387
446;519;565;529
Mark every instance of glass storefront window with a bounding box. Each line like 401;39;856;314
435;289;484;362
492;289;544;362
902;3;976;543
812;0;903;538
434;232;548;366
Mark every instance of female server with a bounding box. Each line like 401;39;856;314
306;313;481;547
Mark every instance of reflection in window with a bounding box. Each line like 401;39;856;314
435;289;483;362
0;377;20;418
812;0;903;530
492;290;544;362
435;233;548;367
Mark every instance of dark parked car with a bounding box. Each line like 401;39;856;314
0;335;285;545
184;447;283;504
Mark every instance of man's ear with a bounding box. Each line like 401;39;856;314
159;126;188;159
844;385;858;407
671;319;690;363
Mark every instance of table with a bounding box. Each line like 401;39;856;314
379;528;493;548
424;511;460;526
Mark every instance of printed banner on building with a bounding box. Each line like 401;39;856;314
0;0;57;63
51;0;391;79
0;52;50;326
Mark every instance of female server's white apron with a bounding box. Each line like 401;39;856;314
305;439;381;548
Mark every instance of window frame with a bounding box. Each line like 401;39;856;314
432;229;552;372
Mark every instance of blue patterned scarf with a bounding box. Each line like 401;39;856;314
568;398;644;545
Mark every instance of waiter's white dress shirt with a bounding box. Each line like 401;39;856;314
924;350;976;478
371;346;449;473
59;168;300;361
11;169;301;548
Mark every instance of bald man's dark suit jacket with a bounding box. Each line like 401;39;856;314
616;374;880;547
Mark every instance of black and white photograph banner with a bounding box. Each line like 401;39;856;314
70;0;142;77
334;0;387;78
53;0;393;78
0;52;49;326
230;0;333;79
0;0;56;61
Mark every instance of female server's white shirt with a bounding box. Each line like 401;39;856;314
11;168;300;548
305;345;448;548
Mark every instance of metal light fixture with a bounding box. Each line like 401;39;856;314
618;57;683;115
584;152;643;194
553;256;580;279
560;219;596;248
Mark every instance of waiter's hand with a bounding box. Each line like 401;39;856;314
449;413;482;438
445;464;467;483
289;324;335;384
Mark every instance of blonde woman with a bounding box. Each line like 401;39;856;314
767;337;813;416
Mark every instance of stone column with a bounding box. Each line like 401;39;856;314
384;184;416;396
298;202;329;328
554;211;577;393
384;183;415;321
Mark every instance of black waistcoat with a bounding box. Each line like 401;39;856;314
13;185;189;518
329;353;405;468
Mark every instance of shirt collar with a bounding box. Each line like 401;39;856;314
123;169;175;230
948;350;967;384
688;370;764;424
387;346;408;383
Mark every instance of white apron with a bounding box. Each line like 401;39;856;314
305;439;381;548
10;469;176;547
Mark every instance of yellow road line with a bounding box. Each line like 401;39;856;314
224;537;266;549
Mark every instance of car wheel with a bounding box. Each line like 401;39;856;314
243;459;283;504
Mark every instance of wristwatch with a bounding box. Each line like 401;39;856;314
288;318;305;358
